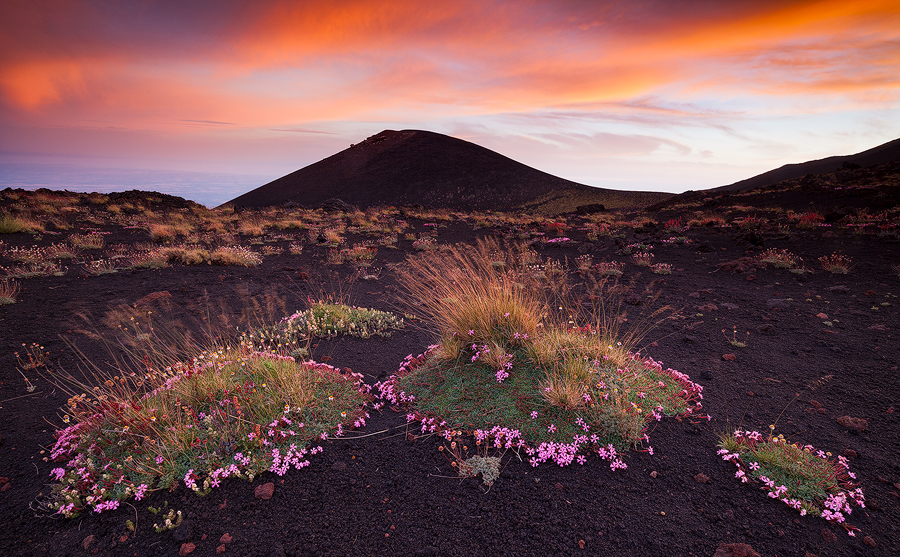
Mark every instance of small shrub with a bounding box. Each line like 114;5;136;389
818;253;852;274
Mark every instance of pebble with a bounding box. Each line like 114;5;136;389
255;482;275;500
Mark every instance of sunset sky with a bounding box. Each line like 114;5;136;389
1;0;899;206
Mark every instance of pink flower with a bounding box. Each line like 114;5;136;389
547;424;557;433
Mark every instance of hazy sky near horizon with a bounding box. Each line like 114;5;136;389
1;0;899;206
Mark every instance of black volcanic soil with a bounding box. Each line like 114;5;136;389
1;208;899;556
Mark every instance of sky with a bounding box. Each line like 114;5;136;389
1;0;899;207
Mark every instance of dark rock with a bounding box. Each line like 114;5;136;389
330;461;348;471
766;298;792;309
821;528;838;543
756;324;775;335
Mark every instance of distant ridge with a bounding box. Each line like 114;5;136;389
715;137;900;193
225;130;671;213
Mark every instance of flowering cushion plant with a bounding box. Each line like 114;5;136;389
378;340;704;473
718;429;865;535
47;349;372;517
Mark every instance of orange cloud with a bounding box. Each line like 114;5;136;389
0;0;897;129
0;60;87;109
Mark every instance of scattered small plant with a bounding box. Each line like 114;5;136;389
575;254;592;272
818;253;852;274
664;217;685;234
758;248;801;269
439;429;515;488
148;501;183;532
1;261;66;278
649;263;673;275
592;261;624;277
412;236;436;251
248;301;404;354
0;278;19;304
632;252;654;267
722;326;749;348
718;428;864;536
796;212;824;229
69;233;105;249
209;246;263;266
84;258;129;275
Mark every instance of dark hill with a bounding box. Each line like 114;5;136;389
714;136;900;193
225;130;672;213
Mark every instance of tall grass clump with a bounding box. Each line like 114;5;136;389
380;239;702;472
44;318;372;518
0;213;26;233
0;212;41;233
